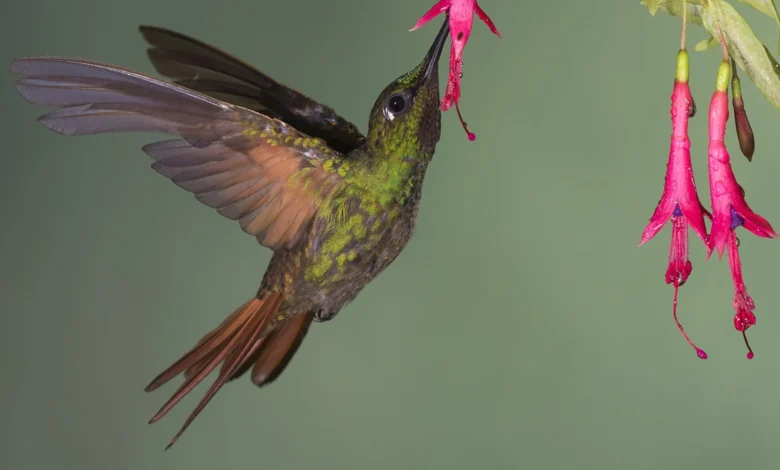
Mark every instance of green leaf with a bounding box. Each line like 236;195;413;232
642;0;664;15
695;35;720;51
736;0;780;53
642;0;706;16
652;0;780;110
736;0;780;22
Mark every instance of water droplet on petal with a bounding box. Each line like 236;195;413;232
459;72;463;79
714;181;727;196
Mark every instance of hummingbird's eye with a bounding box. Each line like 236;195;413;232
387;94;407;114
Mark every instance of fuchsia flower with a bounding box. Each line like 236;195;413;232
706;59;777;359
411;0;500;141
640;48;710;359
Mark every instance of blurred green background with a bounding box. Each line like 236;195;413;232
3;1;780;469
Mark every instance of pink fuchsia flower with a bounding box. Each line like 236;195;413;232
639;49;710;359
706;59;777;359
411;0;500;141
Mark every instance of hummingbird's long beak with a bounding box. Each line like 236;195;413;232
422;18;449;81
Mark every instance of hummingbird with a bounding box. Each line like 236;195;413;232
11;19;449;448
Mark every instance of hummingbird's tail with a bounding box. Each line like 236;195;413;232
144;292;313;449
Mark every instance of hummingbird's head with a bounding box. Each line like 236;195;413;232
366;19;448;158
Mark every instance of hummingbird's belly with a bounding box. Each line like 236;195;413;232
264;208;416;321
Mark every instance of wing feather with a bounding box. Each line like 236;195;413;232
139;25;367;154
12;56;347;250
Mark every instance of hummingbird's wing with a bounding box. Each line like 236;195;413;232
138;26;367;155
12;57;349;251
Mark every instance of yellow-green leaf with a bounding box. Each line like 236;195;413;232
736;0;780;23
642;0;665;15
695;35;719;51
736;0;780;53
642;0;706;16
653;0;780;110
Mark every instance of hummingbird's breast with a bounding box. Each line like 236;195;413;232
258;151;434;322
261;180;427;322
309;199;416;314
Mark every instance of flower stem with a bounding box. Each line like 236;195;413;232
680;0;688;50
715;20;729;62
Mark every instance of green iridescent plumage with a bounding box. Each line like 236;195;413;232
274;42;444;286
10;19;449;448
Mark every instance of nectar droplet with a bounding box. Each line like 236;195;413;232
696;348;708;359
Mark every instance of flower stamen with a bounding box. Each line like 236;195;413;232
672;278;708;359
726;226;758;360
743;331;754;360
667;209;707;359
454;100;475;141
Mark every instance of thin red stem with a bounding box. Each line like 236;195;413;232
672;282;707;359
743;331;754;360
715;20;729;62
454;101;475;141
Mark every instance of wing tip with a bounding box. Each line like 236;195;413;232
13;81;36;104
138;24;168;40
34;105;92;136
36;116;74;136
9;57;48;76
138;24;193;49
9;58;22;75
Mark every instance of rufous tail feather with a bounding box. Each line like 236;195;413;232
144;293;287;449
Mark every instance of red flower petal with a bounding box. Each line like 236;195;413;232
706;67;776;258
410;0;450;32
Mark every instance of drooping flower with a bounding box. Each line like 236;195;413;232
639;48;710;359
411;0;500;141
706;59;777;359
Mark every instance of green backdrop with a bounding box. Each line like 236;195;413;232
3;1;780;469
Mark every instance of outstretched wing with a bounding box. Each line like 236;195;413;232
139;25;367;154
12;57;348;251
